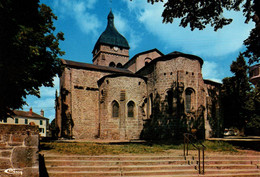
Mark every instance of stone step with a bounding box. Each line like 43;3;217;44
48;169;198;177
204;164;258;169
46;164;193;172
48;170;260;177
43;154;260;177
48;171;121;177
202;159;260;165
203;169;260;175
43;155;187;161
125;174;260;177
203;156;260;160
45;159;188;166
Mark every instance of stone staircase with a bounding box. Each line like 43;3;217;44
42;153;260;177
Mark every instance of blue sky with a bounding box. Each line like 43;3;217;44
23;0;254;122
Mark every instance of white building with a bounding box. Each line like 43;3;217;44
0;108;49;137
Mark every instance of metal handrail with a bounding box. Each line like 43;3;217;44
183;133;206;174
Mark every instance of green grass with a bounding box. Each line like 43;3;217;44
203;141;238;152
40;140;237;155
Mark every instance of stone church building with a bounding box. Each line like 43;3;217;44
55;11;221;140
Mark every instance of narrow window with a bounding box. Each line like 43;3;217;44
3;118;7;123
112;101;119;117
127;101;135;118
148;94;153;117
102;54;105;60
120;90;126;101
25;119;28;124
185;88;194;113
15;118;18;124
40;120;43;125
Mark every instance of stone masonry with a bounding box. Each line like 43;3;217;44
0;124;39;177
55;11;221;141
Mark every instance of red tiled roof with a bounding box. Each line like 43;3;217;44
13;110;48;120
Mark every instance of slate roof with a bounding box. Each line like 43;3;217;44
136;51;204;74
97;73;147;87
123;48;164;68
93;10;130;52
61;59;133;74
13;110;48;120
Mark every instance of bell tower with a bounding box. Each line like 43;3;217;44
92;10;130;68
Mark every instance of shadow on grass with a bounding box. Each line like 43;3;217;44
230;141;260;151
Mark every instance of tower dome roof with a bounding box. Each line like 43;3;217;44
93;10;130;51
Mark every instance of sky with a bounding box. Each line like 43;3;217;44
23;0;254;122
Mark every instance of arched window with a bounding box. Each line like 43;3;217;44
127;101;135;117
109;62;115;67
185;88;195;113
116;63;123;68
112;101;119;117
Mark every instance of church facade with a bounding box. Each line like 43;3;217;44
55;11;221;140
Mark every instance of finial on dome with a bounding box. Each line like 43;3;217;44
109;0;112;10
108;9;114;19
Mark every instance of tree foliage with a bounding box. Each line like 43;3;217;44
221;54;259;133
0;0;64;118
141;0;260;64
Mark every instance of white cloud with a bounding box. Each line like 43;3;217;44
86;0;97;9
129;31;141;50
54;0;101;35
202;61;223;83
114;12;142;50
124;1;254;57
114;13;128;34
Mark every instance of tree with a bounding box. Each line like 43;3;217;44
221;54;254;133
0;0;64;119
245;86;260;135
140;0;260;64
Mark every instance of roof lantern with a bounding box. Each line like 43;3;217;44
93;10;130;51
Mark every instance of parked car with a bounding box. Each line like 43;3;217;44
224;128;235;136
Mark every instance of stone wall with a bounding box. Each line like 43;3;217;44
99;76;147;140
204;80;222;138
58;67;116;139
0;124;39;177
138;56;207;139
126;50;162;73
93;45;129;67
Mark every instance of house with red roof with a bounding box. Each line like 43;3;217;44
0;108;49;137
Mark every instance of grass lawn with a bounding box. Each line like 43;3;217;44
40;140;237;155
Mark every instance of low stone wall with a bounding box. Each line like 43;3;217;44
0;124;39;177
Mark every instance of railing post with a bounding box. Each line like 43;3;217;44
183;135;186;157
186;136;189;156
183;133;206;175
202;147;205;174
198;148;201;174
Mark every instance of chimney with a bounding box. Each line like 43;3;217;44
40;109;44;117
29;107;33;116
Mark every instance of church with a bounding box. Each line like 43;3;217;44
55;11;221;140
